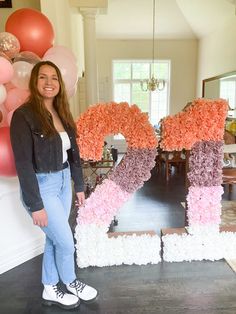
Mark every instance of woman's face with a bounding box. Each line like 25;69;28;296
37;65;60;100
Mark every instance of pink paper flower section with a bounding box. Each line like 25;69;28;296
77;179;131;226
187;186;224;225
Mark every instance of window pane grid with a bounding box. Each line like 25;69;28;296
113;60;170;125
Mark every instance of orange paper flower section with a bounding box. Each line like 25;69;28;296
76;102;158;161
160;98;228;151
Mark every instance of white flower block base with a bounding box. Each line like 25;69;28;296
75;224;161;268
162;226;236;262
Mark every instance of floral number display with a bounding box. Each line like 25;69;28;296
75;102;161;267
75;99;236;266
162;99;236;262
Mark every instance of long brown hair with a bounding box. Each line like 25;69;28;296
27;60;76;136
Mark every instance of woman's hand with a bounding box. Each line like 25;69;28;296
75;191;85;208
32;208;48;227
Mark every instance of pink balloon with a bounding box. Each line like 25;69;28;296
0;56;14;84
7;109;14;126
4;81;15;92
0;127;17;177
67;84;77;98
0;102;8;127
44;45;77;63
4;87;29;112
0;84;7;105
11;61;33;90
43;53;78;95
0;32;20;59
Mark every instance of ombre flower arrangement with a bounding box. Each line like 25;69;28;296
74;102;161;267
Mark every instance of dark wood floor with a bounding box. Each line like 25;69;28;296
1;166;236;314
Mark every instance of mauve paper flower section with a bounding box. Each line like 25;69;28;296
109;148;157;194
187;140;223;186
187;186;224;225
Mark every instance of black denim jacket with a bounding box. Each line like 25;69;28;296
10;104;84;212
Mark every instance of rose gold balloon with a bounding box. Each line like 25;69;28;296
13;51;41;65
0;32;20;59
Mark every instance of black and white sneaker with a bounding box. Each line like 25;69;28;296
66;279;98;303
42;283;80;309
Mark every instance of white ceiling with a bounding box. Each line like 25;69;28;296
96;0;236;40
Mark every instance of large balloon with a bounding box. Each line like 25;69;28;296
44;45;77;63
5;8;54;58
0;56;14;84
43;53;78;96
4;87;29;112
0;32;20;59
0;127;17;176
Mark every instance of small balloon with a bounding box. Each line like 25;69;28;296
0;127;17;177
0;32;20;59
0;56;14;84
7;109;14;126
11;61;33;90
0;84;7;105
14;51;41;65
0;102;8;127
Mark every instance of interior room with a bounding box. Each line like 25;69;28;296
1;0;236;313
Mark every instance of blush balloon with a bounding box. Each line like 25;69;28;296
5;8;54;58
4;87;30;112
0;127;17;177
0;56;14;84
0;84;7;105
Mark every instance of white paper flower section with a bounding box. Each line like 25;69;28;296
162;232;236;262
75;224;161;268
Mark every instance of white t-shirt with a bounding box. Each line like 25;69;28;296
59;131;71;163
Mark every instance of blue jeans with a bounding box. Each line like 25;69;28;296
23;167;77;285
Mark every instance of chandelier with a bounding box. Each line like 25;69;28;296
140;0;165;92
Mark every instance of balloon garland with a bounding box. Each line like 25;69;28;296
0;9;79;176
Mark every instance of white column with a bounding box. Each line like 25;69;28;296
80;8;98;106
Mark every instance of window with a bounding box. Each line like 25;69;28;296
112;60;170;125
220;77;236;110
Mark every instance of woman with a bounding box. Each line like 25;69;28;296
10;61;97;310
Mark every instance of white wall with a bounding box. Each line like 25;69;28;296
96;39;198;116
0;177;44;274
197;17;236;97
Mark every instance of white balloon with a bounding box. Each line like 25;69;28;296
0;84;7;105
11;61;33;90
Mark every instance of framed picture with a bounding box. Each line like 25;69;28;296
0;0;12;8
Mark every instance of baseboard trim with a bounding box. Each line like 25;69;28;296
0;237;44;274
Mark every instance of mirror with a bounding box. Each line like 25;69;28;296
202;71;236;118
